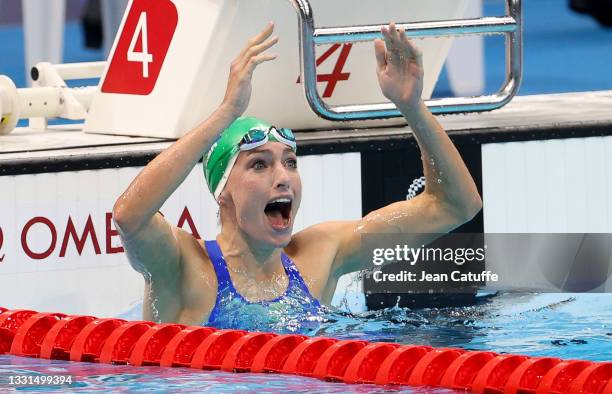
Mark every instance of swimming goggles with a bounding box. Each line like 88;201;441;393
239;126;297;151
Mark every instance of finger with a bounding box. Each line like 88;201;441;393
397;27;415;59
240;23;275;57
381;25;396;56
397;27;407;49
381;25;393;47
244;53;278;74
254;36;279;55
400;32;423;63
374;39;387;69
252;22;275;45
382;25;404;66
239;36;279;69
388;22;401;46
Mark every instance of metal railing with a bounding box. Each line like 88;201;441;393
289;0;523;120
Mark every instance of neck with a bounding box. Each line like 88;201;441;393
217;220;284;279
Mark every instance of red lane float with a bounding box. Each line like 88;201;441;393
505;357;561;394
440;350;497;390
0;328;14;354
0;310;38;355
569;362;612;394
0;307;610;393
407;347;466;387
159;326;217;367
129;323;185;366
250;334;307;373
536;360;593;394
10;312;66;357
313;339;368;381
472;354;529;393
344;342;400;384
99;321;155;364
69;318;126;362
604;378;612;394
0;310;37;333
282;336;338;376
374;345;432;385
190;329;247;370
40;315;96;360
222;332;277;372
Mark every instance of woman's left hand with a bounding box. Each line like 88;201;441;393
374;22;424;111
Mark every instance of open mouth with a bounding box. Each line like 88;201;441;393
264;197;292;231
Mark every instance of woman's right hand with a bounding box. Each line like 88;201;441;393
221;23;279;118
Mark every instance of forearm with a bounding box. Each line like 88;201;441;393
400;101;481;217
114;105;237;235
113;23;279;237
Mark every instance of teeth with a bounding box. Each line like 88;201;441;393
271;198;291;204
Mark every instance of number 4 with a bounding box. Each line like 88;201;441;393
127;12;153;78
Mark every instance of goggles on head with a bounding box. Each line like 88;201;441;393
239;126;297;152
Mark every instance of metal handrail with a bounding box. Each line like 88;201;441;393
288;0;523;120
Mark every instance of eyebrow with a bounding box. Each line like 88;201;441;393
246;149;272;157
246;147;295;156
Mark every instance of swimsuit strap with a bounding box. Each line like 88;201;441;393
205;240;320;309
281;252;320;305
204;240;236;293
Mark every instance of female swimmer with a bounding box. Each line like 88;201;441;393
113;23;482;331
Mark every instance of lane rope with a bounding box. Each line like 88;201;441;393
0;307;610;393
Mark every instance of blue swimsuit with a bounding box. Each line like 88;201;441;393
203;240;325;334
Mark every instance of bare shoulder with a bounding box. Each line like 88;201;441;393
289;220;359;262
284;220;357;299
287;221;352;254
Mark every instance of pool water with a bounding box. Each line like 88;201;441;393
316;292;612;361
0;357;456;393
0;292;610;392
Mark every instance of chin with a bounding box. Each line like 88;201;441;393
273;234;292;248
242;222;293;249
266;228;293;249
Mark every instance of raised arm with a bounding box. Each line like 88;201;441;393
329;23;482;277
112;24;279;281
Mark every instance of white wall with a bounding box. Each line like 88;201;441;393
482;136;612;292
482;136;612;233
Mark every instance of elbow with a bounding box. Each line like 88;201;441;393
113;198;152;237
112;199;134;236
441;191;482;225
456;193;483;223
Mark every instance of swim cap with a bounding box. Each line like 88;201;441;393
203;116;295;200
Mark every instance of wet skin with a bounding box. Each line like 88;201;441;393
113;23;482;325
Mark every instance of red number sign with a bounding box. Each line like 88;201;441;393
297;44;353;98
102;0;178;95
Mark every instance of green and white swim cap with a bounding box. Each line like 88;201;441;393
203;116;297;200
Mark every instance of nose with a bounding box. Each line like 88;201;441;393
273;162;291;191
